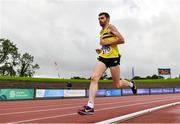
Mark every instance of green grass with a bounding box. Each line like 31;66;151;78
0;76;180;83
0;76;111;83
135;79;180;83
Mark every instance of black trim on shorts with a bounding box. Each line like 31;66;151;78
98;55;121;68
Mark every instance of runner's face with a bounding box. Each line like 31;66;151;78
98;15;108;27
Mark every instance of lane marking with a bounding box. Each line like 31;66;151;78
1;96;180;116
0;96;138;110
0;94;176;110
9;98;180;123
0;96;168;116
95;102;180;124
0;96;144;111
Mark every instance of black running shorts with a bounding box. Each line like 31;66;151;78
98;55;121;68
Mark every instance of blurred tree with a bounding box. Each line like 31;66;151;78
0;39;19;76
17;53;40;77
132;76;142;80
71;76;86;79
0;38;40;77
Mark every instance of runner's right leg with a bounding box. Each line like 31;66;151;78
89;61;107;106
78;61;107;115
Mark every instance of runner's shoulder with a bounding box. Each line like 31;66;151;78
108;24;117;30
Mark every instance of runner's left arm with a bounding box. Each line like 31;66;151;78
108;24;124;45
100;24;125;45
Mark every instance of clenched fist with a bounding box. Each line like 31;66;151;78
95;49;102;54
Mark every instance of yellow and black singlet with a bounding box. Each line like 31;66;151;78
99;25;120;58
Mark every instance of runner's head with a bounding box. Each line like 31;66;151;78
98;12;110;27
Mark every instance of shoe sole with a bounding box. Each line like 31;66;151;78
78;111;94;115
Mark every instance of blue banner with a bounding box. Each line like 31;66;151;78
137;89;150;95
150;88;163;94
45;89;64;97
174;88;180;93
162;88;174;93
96;89;106;96
106;89;121;96
122;89;133;95
86;89;106;97
36;89;64;98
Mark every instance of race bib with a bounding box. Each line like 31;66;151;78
101;45;112;54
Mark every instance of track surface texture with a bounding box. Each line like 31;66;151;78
0;93;179;123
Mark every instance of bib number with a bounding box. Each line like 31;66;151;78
102;45;112;54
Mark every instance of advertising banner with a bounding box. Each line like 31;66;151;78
86;89;106;97
0;89;34;100
64;90;85;97
96;89;106;96
150;88;163;94
174;88;180;93
158;68;171;75
122;89;133;95
137;89;150;95
106;89;121;96
162;88;174;93
36;89;64;98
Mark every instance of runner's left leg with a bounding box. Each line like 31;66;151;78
110;65;137;94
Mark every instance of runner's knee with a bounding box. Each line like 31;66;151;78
91;75;100;83
113;81;122;88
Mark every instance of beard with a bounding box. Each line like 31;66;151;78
99;21;105;27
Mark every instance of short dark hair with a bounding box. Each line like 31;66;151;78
99;12;110;19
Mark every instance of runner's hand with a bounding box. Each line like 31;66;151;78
95;49;102;54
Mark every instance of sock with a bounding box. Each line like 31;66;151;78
87;101;94;108
129;82;133;87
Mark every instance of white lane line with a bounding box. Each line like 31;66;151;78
95;101;180;124
0;96;167;116
0;97;139;111
0;103;81;111
1;96;180;116
0;94;177;110
10;98;180;123
0;96;140;110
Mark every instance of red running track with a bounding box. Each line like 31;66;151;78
0;93;179;123
124;103;180;123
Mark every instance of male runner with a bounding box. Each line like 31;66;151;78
78;12;137;115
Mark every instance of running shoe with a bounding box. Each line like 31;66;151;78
78;105;94;115
131;80;137;95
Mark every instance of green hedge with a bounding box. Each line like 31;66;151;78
0;76;180;83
